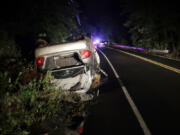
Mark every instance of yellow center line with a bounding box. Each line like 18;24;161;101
108;47;180;74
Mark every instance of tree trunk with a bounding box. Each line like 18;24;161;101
172;44;178;58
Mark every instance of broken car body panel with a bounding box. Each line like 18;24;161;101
35;38;100;101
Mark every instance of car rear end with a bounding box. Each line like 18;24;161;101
35;40;95;100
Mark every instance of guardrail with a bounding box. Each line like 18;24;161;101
148;49;169;54
111;44;169;54
112;44;146;51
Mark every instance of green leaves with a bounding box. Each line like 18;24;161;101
0;63;85;135
0;0;80;60
122;0;180;54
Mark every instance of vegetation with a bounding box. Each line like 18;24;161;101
0;1;87;134
0;59;86;135
0;0;80;59
121;0;180;58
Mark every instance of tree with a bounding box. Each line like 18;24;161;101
121;0;180;57
0;0;80;58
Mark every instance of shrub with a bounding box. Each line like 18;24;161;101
0;30;21;59
0;64;85;135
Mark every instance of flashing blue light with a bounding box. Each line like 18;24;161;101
95;39;100;43
93;38;101;45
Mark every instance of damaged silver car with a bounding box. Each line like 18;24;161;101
35;37;102;101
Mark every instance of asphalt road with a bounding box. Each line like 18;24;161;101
83;47;180;135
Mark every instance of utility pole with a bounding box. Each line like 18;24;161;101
70;0;81;26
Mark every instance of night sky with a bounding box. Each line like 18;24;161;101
78;0;129;42
79;0;179;24
79;0;123;25
78;0;179;42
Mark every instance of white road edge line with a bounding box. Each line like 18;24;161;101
98;49;152;135
98;50;120;79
